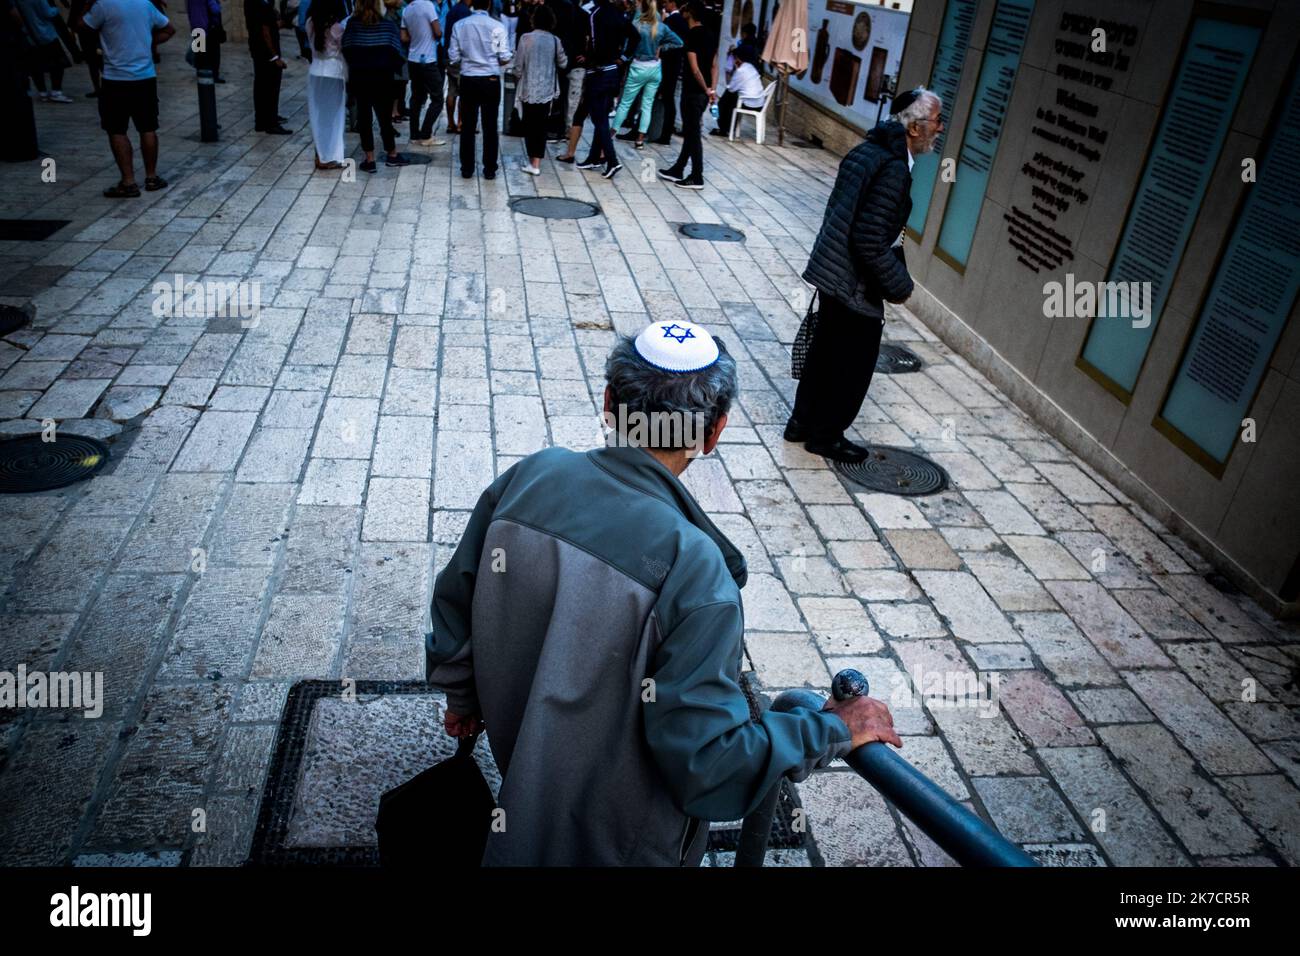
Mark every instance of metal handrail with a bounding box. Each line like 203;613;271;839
735;669;1038;867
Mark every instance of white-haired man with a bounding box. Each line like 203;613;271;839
786;87;944;463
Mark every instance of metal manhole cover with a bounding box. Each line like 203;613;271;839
876;343;923;373
679;222;745;242
834;445;948;496
0;219;70;241
509;196;601;219
0;305;31;336
0;435;110;493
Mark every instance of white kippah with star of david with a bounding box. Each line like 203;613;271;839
633;321;720;373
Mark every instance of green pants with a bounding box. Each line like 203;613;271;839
612;60;662;135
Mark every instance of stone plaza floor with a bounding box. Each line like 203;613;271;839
1;40;1298;868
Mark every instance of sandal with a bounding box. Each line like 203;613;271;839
143;176;168;191
103;182;140;198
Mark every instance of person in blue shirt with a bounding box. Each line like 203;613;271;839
83;0;176;197
16;0;73;102
441;0;471;131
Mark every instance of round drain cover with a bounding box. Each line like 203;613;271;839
509;197;601;219
679;222;745;242
834;446;948;496
0;305;31;336
0;435;109;493
876;344;924;374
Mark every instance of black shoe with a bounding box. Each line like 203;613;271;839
708;128;727;137
634;140;645;150
277;115;288;123
461;169;474;178
615;130;637;141
263;125;293;135
359;160;377;174
483;171;496;180
674;177;704;190
657;168;683;182
603;163;622;179
555;154;576;164
576;157;602;170
385;153;411;167
783;419;809;442
215;76;227;84
805;437;870;464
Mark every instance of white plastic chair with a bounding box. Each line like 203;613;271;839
728;81;778;144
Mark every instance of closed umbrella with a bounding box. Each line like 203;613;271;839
762;0;810;146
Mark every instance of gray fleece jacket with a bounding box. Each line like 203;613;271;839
426;444;853;866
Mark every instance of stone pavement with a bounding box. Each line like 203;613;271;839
1;40;1298;869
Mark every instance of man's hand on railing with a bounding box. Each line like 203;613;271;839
822;694;903;750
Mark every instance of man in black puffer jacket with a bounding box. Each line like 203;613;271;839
787;88;944;463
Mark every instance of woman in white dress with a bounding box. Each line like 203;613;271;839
308;0;350;169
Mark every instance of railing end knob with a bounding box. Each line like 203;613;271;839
831;668;870;701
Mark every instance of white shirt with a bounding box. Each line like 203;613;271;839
449;9;511;76
726;62;764;107
403;0;441;63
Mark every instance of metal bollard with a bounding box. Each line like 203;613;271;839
197;68;219;143
735;668;1038;867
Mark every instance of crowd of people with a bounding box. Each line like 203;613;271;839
2;0;764;189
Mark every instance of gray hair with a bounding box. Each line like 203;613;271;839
604;335;738;450
891;88;942;129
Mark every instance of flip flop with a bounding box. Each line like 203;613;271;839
144;176;168;191
103;182;140;198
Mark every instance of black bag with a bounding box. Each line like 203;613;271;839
375;733;495;868
791;289;819;380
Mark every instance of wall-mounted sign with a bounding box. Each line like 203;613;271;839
908;0;980;236
786;1;911;130
935;0;1036;269
1157;62;1300;467
1003;8;1139;274
1078;14;1261;396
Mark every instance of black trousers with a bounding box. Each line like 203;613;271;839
459;74;500;175
582;66;619;168
252;55;282;130
716;90;738;135
791;293;886;442
409;60;444;139
195;38;221;78
522;100;549;159
656;51;680;140
352;73;396;154
669;88;707;182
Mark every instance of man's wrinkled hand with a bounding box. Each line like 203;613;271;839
822;695;903;750
445;710;485;738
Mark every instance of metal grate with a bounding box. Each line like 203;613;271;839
875;343;924;374
247;678;801;865
834;445;949;496
0;435;109;493
679;222;745;242
509;196;601;220
0;219;70;241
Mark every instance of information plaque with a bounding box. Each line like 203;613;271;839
1158;62;1300;467
907;0;981;236
1078;14;1261;396
934;0;1035;269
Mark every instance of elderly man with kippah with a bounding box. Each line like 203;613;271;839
786;87;944;463
425;320;901;866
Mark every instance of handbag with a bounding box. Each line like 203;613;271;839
791;289;819;380
375;732;496;868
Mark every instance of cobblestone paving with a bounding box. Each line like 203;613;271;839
1;49;1297;868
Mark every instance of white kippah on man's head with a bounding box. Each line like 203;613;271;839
633;321;721;373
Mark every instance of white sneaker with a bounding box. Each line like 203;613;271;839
521;164;540;175
411;138;447;147
48;91;73;104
